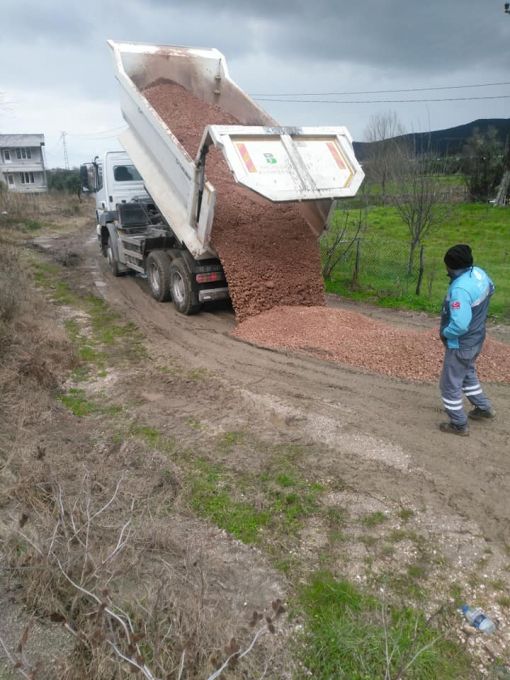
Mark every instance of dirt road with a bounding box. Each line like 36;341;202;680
69;230;510;548
12;223;507;676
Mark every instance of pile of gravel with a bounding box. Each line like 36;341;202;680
143;80;325;322
234;305;510;383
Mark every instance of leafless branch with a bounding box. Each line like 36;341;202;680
206;626;268;680
0;632;34;679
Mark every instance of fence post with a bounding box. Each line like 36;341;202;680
352;238;361;288
415;245;425;295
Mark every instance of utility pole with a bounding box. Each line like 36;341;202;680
61;131;70;170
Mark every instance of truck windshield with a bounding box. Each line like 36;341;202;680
113;165;142;182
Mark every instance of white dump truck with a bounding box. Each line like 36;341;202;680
81;40;364;314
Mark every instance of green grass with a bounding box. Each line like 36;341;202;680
129;423;175;452
398;508;416;522
362;511;388;528
297;572;472;680
23;218;44;231
217;430;245;449
33;259;146;377
188;456;323;545
58;388;98;416
497;595;510;608
190;460;271;543
58;388;122;417
324;201;510;320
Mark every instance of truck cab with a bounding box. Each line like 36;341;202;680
81;151;148;232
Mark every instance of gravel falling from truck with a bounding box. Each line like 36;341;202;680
142;80;510;385
143;80;325;322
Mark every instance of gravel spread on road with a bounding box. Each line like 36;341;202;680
141;79;510;384
234;306;510;383
143;79;325;322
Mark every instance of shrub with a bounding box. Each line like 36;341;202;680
0;245;26;324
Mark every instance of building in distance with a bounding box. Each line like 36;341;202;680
0;134;48;193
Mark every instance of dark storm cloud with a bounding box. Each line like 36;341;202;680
2;0;93;43
2;0;508;167
141;0;509;73
2;0;508;93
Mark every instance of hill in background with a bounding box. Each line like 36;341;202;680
353;118;510;160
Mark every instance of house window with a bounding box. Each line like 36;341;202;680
3;149;11;162
8;175;14;185
19;172;35;184
15;148;32;160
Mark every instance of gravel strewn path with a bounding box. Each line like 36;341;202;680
234;305;510;383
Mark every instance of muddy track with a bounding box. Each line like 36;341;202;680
59;229;510;546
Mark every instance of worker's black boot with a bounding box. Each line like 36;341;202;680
439;422;469;437
468;407;496;421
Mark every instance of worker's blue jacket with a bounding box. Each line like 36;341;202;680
440;266;495;350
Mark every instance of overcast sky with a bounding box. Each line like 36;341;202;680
1;0;509;168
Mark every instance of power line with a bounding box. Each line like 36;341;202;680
255;94;510;105
251;80;510;97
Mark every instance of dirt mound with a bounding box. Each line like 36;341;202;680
143;80;325;321
234;305;510;383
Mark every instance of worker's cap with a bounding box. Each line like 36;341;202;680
444;244;473;270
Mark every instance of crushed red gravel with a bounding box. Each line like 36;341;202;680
141;79;510;384
143;80;325;322
233;306;510;383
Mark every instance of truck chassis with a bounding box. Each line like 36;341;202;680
99;200;228;315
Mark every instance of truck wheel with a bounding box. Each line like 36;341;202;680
106;238;122;277
169;259;201;315
147;251;172;302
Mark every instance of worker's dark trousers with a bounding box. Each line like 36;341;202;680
440;345;492;428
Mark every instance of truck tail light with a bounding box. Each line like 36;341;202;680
196;272;223;283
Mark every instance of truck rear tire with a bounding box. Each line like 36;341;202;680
107;238;122;277
147;251;172;302
169;259;201;315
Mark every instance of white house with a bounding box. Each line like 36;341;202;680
0;134;48;193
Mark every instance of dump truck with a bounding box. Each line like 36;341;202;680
81;40;364;314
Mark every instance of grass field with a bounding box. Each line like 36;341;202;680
323;201;510;320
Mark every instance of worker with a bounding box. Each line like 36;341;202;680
438;244;496;436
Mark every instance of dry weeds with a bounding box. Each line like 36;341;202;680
0;209;289;678
2;470;285;679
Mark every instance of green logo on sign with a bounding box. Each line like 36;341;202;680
264;153;277;165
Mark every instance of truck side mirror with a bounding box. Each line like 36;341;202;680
80;163;97;193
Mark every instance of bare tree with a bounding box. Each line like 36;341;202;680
390;148;449;276
321;200;367;280
363;111;407;201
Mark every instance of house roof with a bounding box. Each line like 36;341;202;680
0;134;45;147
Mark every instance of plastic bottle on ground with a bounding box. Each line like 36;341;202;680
460;604;496;634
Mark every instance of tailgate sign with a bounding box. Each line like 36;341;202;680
209;125;365;201
234;137;353;191
234;138;298;192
